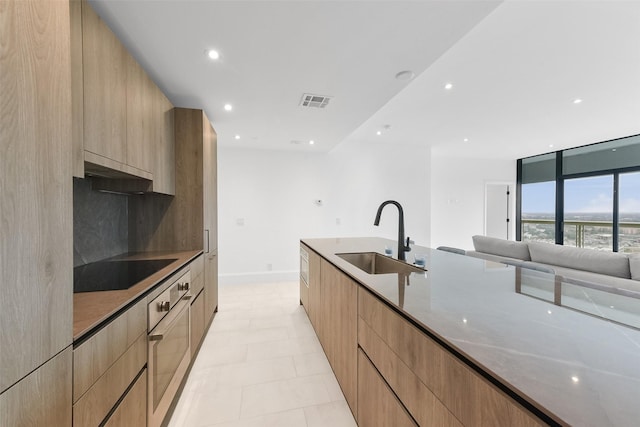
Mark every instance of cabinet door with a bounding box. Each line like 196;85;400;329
307;248;322;332
103;370;147;427
82;0;127;164
319;259;357;415
0;0;72;393
357;349;417;427
125;52;152;173
191;291;206;357
203;112;217;247
204;251;218;323
0;347;72;427
152;88;175;195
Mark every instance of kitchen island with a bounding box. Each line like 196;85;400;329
301;237;640;426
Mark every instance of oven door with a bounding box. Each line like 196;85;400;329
148;295;191;427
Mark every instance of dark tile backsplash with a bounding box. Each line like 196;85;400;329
73;177;129;266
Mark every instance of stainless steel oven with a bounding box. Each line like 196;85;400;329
148;270;192;427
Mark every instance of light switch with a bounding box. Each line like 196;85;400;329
236;218;245;226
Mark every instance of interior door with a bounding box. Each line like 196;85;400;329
485;183;514;240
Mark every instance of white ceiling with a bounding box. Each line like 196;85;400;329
89;0;640;160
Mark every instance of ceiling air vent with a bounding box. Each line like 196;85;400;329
299;93;332;109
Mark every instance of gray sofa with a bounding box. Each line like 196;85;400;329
466;235;640;294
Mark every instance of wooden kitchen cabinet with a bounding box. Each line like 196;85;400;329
191;290;206;358
0;347;72;427
81;0;127;166
358;288;544;427
319;259;358;416
152;87;176;195
125;52;153;174
307;247;322;332
103;369;147;427
72;298;147;427
0;0;73;396
357;349;417;427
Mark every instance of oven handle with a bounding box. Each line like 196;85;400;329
149;295;192;341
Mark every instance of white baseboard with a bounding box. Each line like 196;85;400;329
219;270;299;285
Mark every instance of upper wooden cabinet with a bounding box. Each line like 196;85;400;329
73;0;175;192
125;52;153;174
152;88;176;195
81;0;128;166
0;0;73;395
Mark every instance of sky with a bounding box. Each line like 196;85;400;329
522;172;640;214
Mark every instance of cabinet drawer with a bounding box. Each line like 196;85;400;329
73;332;146;427
74;298;146;402
358;288;544;427
357;349;417;427
190;254;204;280
103;369;147;427
359;317;462;426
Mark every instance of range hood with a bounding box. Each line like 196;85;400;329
85;161;153;195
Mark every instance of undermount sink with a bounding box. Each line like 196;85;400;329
336;252;425;275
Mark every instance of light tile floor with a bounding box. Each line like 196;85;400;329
169;281;357;427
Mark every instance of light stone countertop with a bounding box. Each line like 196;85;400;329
302;237;640;427
73;250;202;342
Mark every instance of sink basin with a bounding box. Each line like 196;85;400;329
336;252;425;275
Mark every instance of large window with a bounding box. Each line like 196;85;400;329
619;172;640;253
517;134;640;252
563;175;613;250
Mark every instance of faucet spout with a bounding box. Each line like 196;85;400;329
374;200;411;261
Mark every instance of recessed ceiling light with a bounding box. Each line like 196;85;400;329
309;140;315;145
224;104;233;111
571;376;579;383
549;144;554;148
612;148;617;152
376;131;382;136
395;70;415;81
234;135;240;140
444;83;453;90
573;98;583;104
463;138;469;142
207;49;220;60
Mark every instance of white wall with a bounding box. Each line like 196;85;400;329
430;154;516;250
218;140;431;282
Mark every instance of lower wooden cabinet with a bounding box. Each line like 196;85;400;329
357;349;417;427
318;259;358;415
191;290;206;357
103;369;147;427
358;288;544;427
204;250;218;324
0;347;72;427
73;333;147;427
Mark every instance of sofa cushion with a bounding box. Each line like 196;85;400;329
528;242;631;279
629;254;640;281
472;235;531;261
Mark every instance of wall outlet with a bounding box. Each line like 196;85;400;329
236;218;245;226
336;218;341;225
266;263;273;271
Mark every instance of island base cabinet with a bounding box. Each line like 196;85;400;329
103;370;147;427
0;347;72;427
358;288;545;427
357;349;417;427
319;259;357;416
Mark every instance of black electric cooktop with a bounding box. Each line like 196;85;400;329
73;259;177;293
